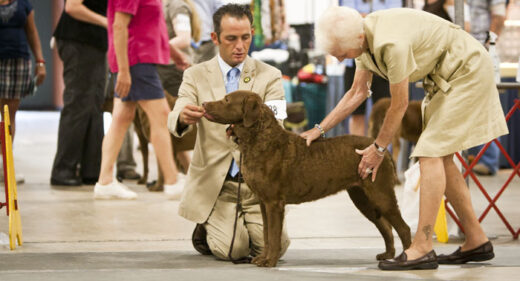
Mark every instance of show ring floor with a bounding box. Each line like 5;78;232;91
1;111;519;281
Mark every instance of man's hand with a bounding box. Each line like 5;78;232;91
180;104;205;125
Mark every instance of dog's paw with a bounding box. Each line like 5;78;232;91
253;256;278;267
146;180;164;192
137;178;147;185
252;255;266;265
376;251;395;261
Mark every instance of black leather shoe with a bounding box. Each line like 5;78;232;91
378;250;438;270
82;177;98;185
438;241;494;264
50;177;81;186
192;224;212;255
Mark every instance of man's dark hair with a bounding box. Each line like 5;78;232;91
213;4;253;39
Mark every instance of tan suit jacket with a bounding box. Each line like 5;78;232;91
167;56;284;223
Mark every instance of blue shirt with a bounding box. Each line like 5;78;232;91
0;0;33;59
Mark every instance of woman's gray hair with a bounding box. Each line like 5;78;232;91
315;6;364;54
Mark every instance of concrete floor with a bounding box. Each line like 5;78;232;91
0;111;519;281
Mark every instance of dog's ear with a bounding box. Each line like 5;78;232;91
243;95;260;127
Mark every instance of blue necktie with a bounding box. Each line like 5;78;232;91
226;68;241;177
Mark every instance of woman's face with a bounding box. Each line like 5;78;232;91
330;46;364;61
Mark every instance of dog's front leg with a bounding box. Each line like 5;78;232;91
256;201;284;267
252;202;269;265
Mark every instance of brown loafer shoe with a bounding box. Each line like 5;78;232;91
378;250;438;270
192;224;212;255
438;241;494;264
116;170;141;180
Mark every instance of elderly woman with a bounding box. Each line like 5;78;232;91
302;7;508;270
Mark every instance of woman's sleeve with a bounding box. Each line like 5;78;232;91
381;42;417;84
113;0;140;16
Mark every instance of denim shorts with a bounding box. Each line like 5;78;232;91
114;63;165;101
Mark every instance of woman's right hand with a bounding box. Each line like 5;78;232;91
300;127;322;147
115;70;131;98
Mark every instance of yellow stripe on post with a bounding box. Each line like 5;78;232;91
3;105;23;250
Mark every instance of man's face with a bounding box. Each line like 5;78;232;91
211;15;253;67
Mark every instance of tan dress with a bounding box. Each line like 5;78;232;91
355;8;509;158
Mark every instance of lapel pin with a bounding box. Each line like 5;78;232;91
244;77;251;83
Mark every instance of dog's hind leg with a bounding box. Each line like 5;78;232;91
383;208;412;251
347;186;395;260
252;202;269;265
133;116;149;185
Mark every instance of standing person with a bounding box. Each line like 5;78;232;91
466;0;507;176
303;7;508;270
94;0;180;199
191;0;224;64
51;0;107;186
0;0;46;184
168;4;290;261
156;0;201;193
339;0;401;136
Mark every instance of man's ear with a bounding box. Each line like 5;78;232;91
211;32;219;45
243;96;260;127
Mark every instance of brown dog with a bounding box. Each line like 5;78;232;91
203;90;411;267
368;98;422;164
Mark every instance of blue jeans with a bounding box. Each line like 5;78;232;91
469;141;499;174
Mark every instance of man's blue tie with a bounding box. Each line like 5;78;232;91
226;68;240;177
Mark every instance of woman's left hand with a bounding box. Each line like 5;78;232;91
356;144;384;182
35;63;46;86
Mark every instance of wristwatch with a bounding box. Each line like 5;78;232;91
373;142;386;154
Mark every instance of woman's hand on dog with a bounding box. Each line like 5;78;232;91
300;128;322;146
356;144;384;182
180;104;205;125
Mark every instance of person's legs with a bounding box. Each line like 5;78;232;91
205;181;251;260
137;98;177;185
469;143;499;175
442;154;489;250
116;123;140;179
97;98;136;185
405;157;446;260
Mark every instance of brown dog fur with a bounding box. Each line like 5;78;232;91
203;91;411;267
368;97;422;164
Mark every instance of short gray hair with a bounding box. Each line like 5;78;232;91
315;6;364;54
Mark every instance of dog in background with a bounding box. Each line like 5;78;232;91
368;97;422;164
203;90;411;267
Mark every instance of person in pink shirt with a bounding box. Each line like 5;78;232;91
94;0;181;199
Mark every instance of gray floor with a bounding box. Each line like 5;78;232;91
1;111;519;281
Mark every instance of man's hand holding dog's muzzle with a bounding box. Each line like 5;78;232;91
179;104;205;125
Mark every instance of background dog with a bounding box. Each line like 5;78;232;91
368;98;423;165
203;90;411;267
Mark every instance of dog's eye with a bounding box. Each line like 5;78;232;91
225;97;229;102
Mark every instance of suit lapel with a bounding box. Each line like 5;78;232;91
206;57;227;101
239;56;256;92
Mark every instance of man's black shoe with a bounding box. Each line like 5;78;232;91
50;177;81;186
192;224;212;255
82;177;98;185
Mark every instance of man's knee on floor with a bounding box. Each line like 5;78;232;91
207;232;250;260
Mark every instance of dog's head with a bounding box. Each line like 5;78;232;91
203;90;263;127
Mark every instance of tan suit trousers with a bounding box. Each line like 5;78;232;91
204;180;290;260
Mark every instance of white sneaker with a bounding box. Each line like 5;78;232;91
94;181;137;200
164;178;185;200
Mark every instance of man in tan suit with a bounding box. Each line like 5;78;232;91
168;4;289;261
